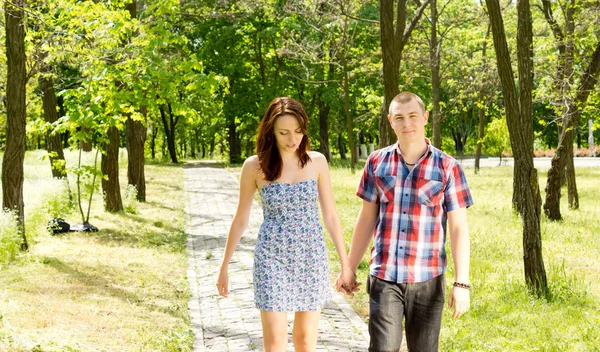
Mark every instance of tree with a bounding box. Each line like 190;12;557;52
3;0;28;250
101;126;123;212
482;116;511;164
541;0;600;220
38;69;67;178
379;0;430;147
124;1;147;201
485;0;547;296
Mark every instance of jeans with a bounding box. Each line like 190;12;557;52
367;274;445;352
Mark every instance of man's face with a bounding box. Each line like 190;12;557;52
387;99;429;145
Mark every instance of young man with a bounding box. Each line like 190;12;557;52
342;92;473;351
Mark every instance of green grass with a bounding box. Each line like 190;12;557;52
325;165;600;351
0;149;193;351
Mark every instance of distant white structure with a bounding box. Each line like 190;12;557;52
369;143;375;155
360;144;368;159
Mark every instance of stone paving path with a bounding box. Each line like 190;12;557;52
184;163;370;352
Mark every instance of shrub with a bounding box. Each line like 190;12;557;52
124;184;139;214
0;210;21;266
41;179;73;219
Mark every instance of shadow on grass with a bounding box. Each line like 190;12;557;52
43;256;188;319
79;226;188;253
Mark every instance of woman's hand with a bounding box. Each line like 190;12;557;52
336;265;361;296
216;266;229;297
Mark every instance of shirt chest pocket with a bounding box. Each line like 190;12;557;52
417;178;444;207
375;175;396;203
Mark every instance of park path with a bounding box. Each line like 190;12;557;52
184;162;370;352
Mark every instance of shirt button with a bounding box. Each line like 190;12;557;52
405;193;409;197
402;229;406;232
403;211;406;214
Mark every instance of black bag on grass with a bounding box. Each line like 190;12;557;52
47;218;70;234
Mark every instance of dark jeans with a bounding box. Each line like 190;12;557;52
367;274;445;352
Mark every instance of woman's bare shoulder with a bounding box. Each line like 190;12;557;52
308;151;326;161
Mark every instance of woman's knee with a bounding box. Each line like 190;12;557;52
292;329;317;350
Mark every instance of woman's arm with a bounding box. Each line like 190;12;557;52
216;157;258;297
313;153;354;291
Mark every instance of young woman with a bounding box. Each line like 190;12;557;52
216;97;355;352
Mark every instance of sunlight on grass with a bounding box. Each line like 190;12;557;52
326;164;600;351
0;150;192;351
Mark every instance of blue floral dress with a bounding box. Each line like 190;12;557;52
254;179;332;312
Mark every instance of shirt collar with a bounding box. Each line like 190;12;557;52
393;138;432;163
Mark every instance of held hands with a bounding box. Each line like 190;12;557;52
216;266;229;298
335;265;362;296
448;285;470;319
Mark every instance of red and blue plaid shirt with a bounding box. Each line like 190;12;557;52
356;139;473;283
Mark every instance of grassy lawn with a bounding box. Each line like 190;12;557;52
0;150;192;351
325;163;600;351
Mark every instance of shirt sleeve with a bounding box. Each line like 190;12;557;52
443;162;474;211
356;153;379;203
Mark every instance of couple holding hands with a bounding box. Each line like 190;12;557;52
217;92;473;352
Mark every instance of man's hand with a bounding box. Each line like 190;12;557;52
335;269;362;296
448;286;470;319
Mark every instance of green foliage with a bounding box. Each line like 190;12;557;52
0;211;21;267
123;184;139;214
41;179;73;219
483;117;512;157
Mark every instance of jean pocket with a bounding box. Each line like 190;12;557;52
417;178;444;207
375;175;396;203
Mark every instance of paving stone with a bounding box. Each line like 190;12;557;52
185;164;370;351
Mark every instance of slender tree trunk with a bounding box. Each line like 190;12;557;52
379;0;430;148
430;0;442;149
486;0;547;296
342;53;356;171
101;126;123;212
227;118;241;163
159;103;179;163
39;72;67;178
474;25;490;174
126;106;147;202
80;126;93;151
318;98;331;161
3;0;28;250
565;133;578;209
150;123;157;159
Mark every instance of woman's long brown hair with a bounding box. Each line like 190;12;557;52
256;97;311;181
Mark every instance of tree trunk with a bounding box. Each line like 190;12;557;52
159;103;179;163
342;53;356;171
227;118;241;164
2;0;28;250
474;25;490;174
126;106;147;202
101;126;123;212
544;40;600;218
38;72;67;178
430;0;442;149
150;123;158;159
80;126;93;151
565;135;578;209
318;97;331;161
379;0;431;148
486;0;547;296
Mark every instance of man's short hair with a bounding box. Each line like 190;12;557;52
389;92;426;114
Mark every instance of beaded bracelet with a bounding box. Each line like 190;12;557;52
453;282;472;290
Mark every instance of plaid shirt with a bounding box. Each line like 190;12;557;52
356;139;473;283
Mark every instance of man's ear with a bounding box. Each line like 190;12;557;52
387;114;392;124
423;111;430;124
